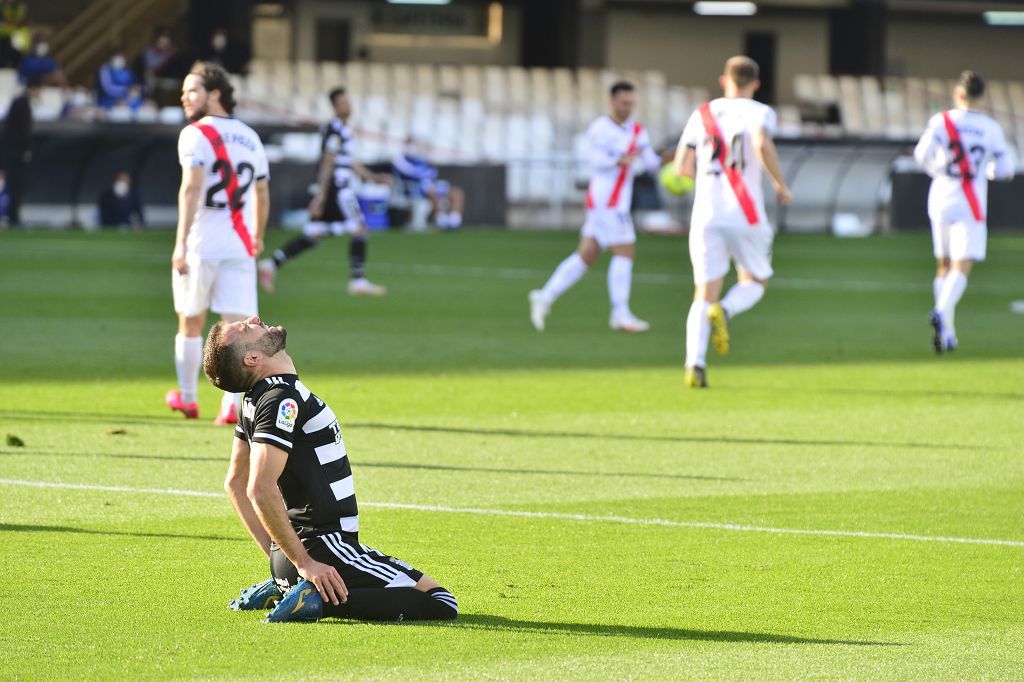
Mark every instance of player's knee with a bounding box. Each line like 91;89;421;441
424;586;458;620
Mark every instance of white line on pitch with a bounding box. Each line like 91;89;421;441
2;477;1021;549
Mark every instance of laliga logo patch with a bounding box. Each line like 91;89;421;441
276;399;298;433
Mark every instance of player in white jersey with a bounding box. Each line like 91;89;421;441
166;61;270;423
529;81;661;333
673;56;792;388
913;71;1014;353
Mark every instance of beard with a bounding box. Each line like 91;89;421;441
253;326;287;357
186;102;208;122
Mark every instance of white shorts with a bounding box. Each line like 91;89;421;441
689;223;774;285
581;208;636;249
931;218;986;262
172;256;257;318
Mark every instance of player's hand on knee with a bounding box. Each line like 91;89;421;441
298;559;348;605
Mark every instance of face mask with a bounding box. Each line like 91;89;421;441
113;181;129;197
157;36;170;49
212;34;227;50
36;43;49;57
111;55;126;70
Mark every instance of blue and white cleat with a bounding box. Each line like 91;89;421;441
929;311;944;355
229;578;284;611
264;580;323;623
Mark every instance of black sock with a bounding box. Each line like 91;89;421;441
349;236;367;280
273;236;319;268
322;587;458;622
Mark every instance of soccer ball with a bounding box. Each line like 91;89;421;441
659;163;694;196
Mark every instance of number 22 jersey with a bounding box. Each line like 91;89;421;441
914;109;1013;225
177;115;270;259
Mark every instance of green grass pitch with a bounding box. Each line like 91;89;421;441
1;227;1023;679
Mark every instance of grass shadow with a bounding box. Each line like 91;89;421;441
0;522;244;543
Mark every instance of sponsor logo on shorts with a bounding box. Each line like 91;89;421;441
276;399;298;433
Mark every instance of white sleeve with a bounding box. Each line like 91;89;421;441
679;111;702;149
177;126;206;169
914;115;947;178
638;129;661;173
760;106;778;136
987;124;1015;182
255;138;270;181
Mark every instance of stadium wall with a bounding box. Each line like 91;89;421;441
886;18;1024;82
603;11;830;104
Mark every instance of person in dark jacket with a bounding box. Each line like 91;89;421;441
2;75;40;226
97;170;144;229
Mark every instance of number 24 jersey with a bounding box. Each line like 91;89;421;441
177;115;271;259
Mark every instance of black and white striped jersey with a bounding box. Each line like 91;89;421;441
236;374;359;540
322;117;356;190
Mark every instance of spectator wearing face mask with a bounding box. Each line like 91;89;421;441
17;33;66;87
141;26;178;103
203;28;248;74
98;170;144;229
97;49;139;110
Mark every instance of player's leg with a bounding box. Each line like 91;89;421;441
928;218;953;352
168;257;212;417
529;233;600;331
257;223;330;293
339;187;387;296
935;221;983;351
607;240;649;333
437;182;463;230
685;227;728;387
265;535;457;623
210;259;260;424
712;226;773;353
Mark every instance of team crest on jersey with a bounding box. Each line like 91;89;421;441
276;399;298;433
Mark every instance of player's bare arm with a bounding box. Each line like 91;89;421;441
173;165;204;274
247;441;349;605
252;178;270;257
308;151;336;219
674;145;697;179
224;437;273;558
354;161;392;185
752;127;792;204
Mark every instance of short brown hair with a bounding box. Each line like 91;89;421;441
957;70;985;100
190;60;236;114
203;322;254;392
725;56;759;88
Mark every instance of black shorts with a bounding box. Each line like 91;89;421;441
318;183;362;224
270;532;424;592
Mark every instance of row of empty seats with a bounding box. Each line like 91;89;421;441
795;73;1024;155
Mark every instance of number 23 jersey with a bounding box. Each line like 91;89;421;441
914;109;1012;225
680;97;777;230
178;115;270;259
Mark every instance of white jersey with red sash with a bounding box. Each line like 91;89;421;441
913;109;1013;227
177;115;270;260
584;115;660;212
680;97;777;230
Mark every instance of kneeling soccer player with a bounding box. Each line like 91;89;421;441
203;316;457;623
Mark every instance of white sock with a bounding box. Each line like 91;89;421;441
685;300;711;368
449;212;462;228
175;334;202;405
540;252;588;303
932;275;946;308
220;391;241;414
608;255;633;317
436;212;450;227
720;281;765;319
937;271;967;335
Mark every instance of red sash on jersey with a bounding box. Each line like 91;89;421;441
699;103;759;226
941;111;984;222
191;122;256;256
586;122;642;210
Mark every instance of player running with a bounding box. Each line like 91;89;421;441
529;80;661;333
166;61;270;424
203;315;458;623
914;71;1014;353
673;56;792;388
257;87;390;296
